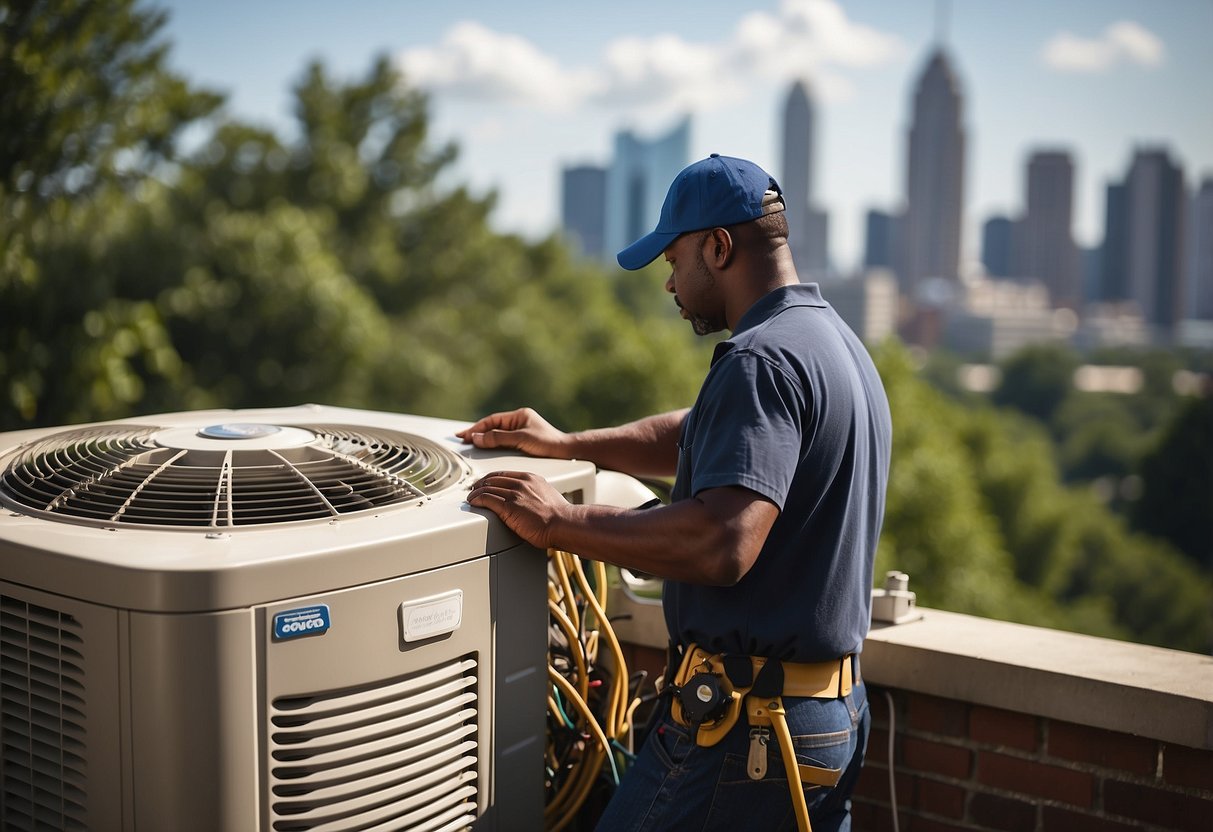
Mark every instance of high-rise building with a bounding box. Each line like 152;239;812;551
603;117;691;260
560;165;607;258
1100;182;1131;302
1187;178;1213;321
981;216;1016;278
864;209;900;270
899;48;966;296
781;80;830;276
1124;148;1187;336
1022;150;1080;308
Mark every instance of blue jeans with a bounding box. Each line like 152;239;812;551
595;681;869;832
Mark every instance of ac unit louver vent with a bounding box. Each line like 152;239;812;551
269;656;480;832
0;423;471;530
0;596;88;832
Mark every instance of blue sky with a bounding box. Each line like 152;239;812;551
156;0;1212;272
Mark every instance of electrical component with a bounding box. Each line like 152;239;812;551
871;570;922;625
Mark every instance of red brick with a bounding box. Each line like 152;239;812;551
1047;720;1157;776
906;692;969;738
977;750;1094;807
905;817;972;832
1104;779;1213;832
904;736;973;780
850;800;897;832
868;685;894;725
1042;806;1141;832
854;763;912;805
969;791;1037;831
915;777;966;819
1163;743;1213;792
970;705;1039;752
868;726;891;765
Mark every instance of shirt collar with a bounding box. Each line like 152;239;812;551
711;283;827;366
732;282;827;336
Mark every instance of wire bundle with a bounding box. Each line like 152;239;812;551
544;548;646;831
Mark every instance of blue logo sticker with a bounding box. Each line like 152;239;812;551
273;605;331;640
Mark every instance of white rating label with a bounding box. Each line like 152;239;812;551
399;590;463;643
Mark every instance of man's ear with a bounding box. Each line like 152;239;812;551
707;227;733;268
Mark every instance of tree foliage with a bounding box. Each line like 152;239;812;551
874;341;1213;653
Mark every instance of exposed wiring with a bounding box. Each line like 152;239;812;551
544;548;650;831
883;688;900;832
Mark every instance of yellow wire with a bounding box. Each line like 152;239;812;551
545;548;638;831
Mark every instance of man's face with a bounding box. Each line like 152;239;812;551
663;232;726;336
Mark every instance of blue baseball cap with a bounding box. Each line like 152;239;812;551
616;153;784;271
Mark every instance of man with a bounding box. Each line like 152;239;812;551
460;154;891;831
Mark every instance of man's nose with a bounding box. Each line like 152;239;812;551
664;273;675;293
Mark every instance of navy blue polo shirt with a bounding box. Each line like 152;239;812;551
664;283;892;663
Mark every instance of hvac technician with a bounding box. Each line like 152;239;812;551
460;154;892;832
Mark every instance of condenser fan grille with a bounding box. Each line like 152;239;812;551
0;423;470;530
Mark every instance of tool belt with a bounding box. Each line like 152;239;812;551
665;644;855;832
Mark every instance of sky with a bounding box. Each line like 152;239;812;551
156;0;1213;273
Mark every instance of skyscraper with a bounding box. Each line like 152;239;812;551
781;80;829;275
899;48;966;296
864;209;900;270
981;216;1016;278
1100;182;1130;302
560;164;607;258
1022;150;1080;308
603;117;691;260
1125;148;1187;336
1188;178;1213;321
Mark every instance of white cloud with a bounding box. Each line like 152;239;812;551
396;0;903;115
397;21;601;112
1042;20;1165;73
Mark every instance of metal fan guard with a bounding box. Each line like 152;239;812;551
0;423;472;530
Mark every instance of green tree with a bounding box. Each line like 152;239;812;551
1;0;221;426
1133;395;1213;570
874;340;1213;653
991;343;1078;424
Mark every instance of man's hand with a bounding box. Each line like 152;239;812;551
456;408;570;458
466;470;568;549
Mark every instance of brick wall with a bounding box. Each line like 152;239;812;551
854;687;1213;832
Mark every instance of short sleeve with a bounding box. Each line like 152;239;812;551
686;349;806;508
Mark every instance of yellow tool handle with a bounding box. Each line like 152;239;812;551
767;698;813;832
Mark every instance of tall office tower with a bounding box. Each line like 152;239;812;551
1125;148;1187;335
781;80;830;275
560;164;607;258
603;116;691;260
899;48;967;296
1187;178;1213;320
864;209;900;270
1100;182;1130;301
1022;150;1080;308
981;216;1015;277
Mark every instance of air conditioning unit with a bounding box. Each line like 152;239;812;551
0;404;629;832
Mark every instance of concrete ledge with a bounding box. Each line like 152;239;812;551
864;608;1213;751
608;587;1213;751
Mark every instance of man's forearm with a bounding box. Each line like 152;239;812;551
565;409;687;478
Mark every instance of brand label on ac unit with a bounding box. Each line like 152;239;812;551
273;605;331;640
399;590;463;643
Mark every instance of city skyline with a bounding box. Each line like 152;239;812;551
156;0;1213;271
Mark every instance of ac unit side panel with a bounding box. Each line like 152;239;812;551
0;581;124;832
126;607;260;832
481;544;549;832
